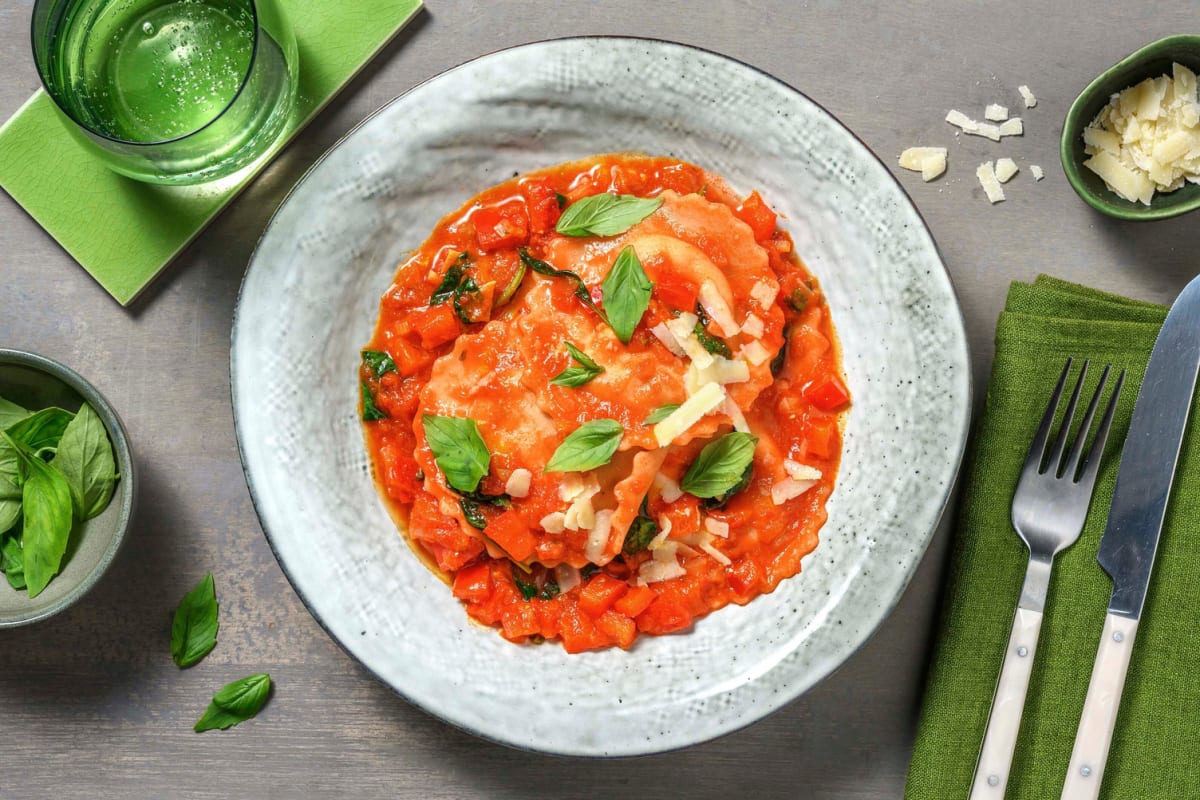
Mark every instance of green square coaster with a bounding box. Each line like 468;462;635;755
0;0;423;306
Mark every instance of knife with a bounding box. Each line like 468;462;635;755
1061;273;1200;800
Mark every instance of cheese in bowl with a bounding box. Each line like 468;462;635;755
359;155;849;653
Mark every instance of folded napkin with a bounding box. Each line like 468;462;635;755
906;275;1200;799
0;0;422;306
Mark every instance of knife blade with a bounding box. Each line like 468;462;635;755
1061;273;1200;800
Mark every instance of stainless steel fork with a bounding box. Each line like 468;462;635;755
969;358;1125;799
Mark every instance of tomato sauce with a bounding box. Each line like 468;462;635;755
360;155;847;653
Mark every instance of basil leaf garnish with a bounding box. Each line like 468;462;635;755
702;462;753;510
430;253;469;305
787;287;810;313
512;565;538;600
518;249;606;320
642;404;681;426
0;397;30;430
622;499;658;555
680;432;759;499
4;433;72;598
539;579;560;600
422;415;491;493
361;383;386;421
602;246;653;344
1;533;25;590
51;403;117;520
5;407;73;453
194;673;272;733
555;192;568;209
452;275;482;325
0;442;21;534
770;329;788;377
459;496;487;530
556;194;664;237
544;419;623;473
692;305;731;357
361;350;397;378
550;341;605;388
172;573;219;669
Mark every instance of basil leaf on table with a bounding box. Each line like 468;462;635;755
5;407;74;453
680;432;759;500
556;194;664;237
4;433;73;598
361;350;397;378
422;415;491;493
361;383;386;422
544;419;624;473
550;341;605;388
601;246;653;345
642;404;680;426
0;397;30;429
518;249;606;321
194;673;272;733
171;573;219;668
51;403;117;520
1;534;25;590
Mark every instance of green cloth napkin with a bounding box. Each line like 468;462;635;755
906;275;1200;799
0;0;423;306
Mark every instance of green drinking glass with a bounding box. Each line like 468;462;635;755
31;0;298;185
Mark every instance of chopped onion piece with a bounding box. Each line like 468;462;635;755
505;468;532;498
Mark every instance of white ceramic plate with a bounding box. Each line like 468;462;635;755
232;37;970;756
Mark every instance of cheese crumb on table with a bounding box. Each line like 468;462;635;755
1031;164;1045;181
985;103;1009;122
995;157;1019;183
976;161;1005;203
1082;62;1200;204
1019;85;1037;108
899;147;948;181
998;118;1023;136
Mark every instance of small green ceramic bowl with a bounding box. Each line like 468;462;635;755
1062;34;1200;221
0;349;136;627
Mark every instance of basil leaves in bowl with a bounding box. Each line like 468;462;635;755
0;349;135;627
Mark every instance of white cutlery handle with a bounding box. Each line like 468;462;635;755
970;607;1044;799
1061;613;1139;800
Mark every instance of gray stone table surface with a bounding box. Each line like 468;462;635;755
2;2;1198;798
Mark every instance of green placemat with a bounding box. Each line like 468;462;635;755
906;276;1200;798
0;0;423;306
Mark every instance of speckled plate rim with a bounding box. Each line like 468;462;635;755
231;35;971;756
0;348;137;628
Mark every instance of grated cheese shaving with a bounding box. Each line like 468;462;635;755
648;515;673;550
1019;85;1037;108
985;104;1009;122
650;322;686;356
540;512;566;534
653;382;725;446
704;516;730;538
771;476;819;505
999;118;1024;137
783;460;822;481
995;158;1019;183
698;281;739;337
741;313;765;338
699;537;732;566
738;341;772;366
653;471;683;503
721;396;751;433
976;161;1006;203
749;280;778;307
554;564;581;594
1031;164;1045;181
584;509;613;563
899;147;948;182
505;468;532;498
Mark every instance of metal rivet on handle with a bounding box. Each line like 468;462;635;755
1081;766;1092;777
1016;646;1029;657
1113;631;1124;643
987;775;999;787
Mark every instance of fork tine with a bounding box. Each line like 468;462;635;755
1062;364;1111;481
1024;357;1074;474
1078;368;1126;487
1047;360;1089;476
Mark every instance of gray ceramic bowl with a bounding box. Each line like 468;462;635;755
233;37;971;755
0;349;135;627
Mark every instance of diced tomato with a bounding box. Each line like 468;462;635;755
595;609;637;649
734;191;777;240
635;595;693;634
558;603;608;653
523;179;562;234
660;494;702;539
501;601;541;640
804;374;851;412
452;561;493;603
409;492;484;572
377;440;421;504
534;598;562;639
727;556;763;596
400;303;460;350
578;573;629;619
485;510;536;563
383;333;435;377
653;276;699;313
803;418;838;460
613;585;656;618
473;203;530;251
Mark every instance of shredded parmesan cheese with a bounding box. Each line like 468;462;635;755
999;118;1024;137
699;537;732;566
976;161;1006;203
783;460;823;481
995;158;1019;183
653;382;725;446
698;281;739;337
1019;85;1037;108
985;103;1009;122
650;322;686;356
899;147;948;182
721;396;751;433
704;516;730;538
653;471;683;503
771;476;819;505
540;512;566;534
749;280;778;307
584;509;613;563
638;542;687;585
1031;164;1045;181
648;515;673;550
741;313;765;338
505;468;532;498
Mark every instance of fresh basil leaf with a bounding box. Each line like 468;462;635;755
0;397;30;429
770;329;789;377
702;462;753;510
496;257;528;307
4;434;73;598
680;432;759;499
430;255;469;305
693;323;731;358
422;415;490;493
361;350;397;378
580;563;600;579
0;441;21;534
555;192;568;209
171;573;219;668
622;500;658;555
194;673;272;733
51;403;117;520
556;194;664;237
601;246;653;344
787;286;811;313
5;407;73;453
361;383;386;422
550;341;605;388
544;419;623;473
452;275;482;325
512;565;538;600
518;249;606;320
642;404;681;426
539;579;560;600
1;534;25;589
459;496;487;530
